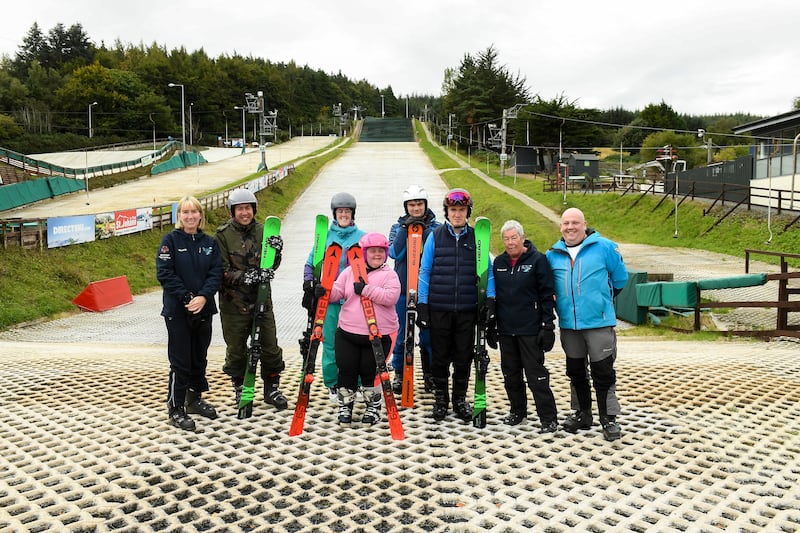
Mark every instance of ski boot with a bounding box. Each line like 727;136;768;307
231;376;244;405
562;409;593;433
185;389;218;419
539;420;559;434
431;379;449;421
600;415;621;441
452;380;472;422
452;396;472;422
264;376;288;410
423;373;434;393
168;404;196;431
328;387;339;405
392;371;403;395
337;388;356;425
361;386;382;426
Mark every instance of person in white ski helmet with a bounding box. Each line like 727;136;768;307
215;188;288;411
301;192;365;404
387;184;441;395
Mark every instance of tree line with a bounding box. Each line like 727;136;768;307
0;24;775;169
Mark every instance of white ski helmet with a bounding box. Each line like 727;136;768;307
228;188;257;216
331;192;357;219
402;184;428;214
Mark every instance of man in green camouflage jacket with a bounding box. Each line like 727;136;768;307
215;189;288;410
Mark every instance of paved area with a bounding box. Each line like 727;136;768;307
1;137;799;532
3;136;337;218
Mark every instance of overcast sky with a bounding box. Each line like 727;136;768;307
2;0;798;117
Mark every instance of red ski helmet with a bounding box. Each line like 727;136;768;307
359;232;389;255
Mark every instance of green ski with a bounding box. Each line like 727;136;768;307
472;216;491;428
238;215;282;419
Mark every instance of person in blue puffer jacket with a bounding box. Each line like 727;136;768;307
546;207;628;442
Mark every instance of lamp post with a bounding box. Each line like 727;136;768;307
234;106;246;150
88;101;98;138
189;102;194;146
380;94;385;118
168;83;186;152
149;113;156;151
223;111;228;146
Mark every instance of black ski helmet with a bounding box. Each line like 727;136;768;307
331;192;357;219
442;188;472;219
228;188;258;216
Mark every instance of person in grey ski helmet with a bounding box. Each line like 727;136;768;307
302;192;365;404
215;187;288;412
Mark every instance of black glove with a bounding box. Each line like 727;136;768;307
416;303;430;329
400;214;425;227
267;235;283;252
485;298;497;330
302;280;315;311
353;276;366;295
486;325;498;350
181;292;195;305
243;268;274;285
314;283;327;299
537;326;556;352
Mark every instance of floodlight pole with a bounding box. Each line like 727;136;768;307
168;83;186;152
88;101;98;138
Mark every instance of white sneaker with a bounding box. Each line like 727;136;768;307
328;387;338;404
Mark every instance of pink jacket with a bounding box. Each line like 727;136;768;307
329;263;401;336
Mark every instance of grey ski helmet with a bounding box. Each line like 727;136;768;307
228;188;258;216
402;184;428;214
331;192;357;219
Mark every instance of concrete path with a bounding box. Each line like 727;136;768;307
0;136;798;532
3;136;337;218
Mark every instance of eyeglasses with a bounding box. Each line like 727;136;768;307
444;190;471;206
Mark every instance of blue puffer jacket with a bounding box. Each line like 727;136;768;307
545;229;628;330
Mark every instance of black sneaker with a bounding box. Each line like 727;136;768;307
562;410;593;433
503;412;526;426
601;416;622;441
168;406;196;431
539;420;559;434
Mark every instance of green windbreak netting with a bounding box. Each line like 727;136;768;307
0;177;85;211
359;118;415;142
151;151;208;175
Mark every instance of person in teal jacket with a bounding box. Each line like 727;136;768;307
302;192;365;404
546;207;628;441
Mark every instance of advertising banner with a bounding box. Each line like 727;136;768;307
47;215;96;248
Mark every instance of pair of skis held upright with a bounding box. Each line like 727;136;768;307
287;214;492;436
288;215;405;440
400;216;492;429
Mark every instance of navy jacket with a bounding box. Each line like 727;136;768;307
156;228;223;318
493;240;556;336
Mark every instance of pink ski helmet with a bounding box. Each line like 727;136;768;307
359;232;389;255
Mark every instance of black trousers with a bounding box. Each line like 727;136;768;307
335;328;391;391
498;334;557;424
165;314;212;408
429;310;476;385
